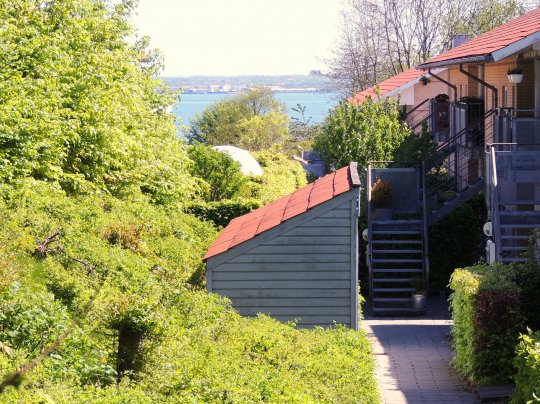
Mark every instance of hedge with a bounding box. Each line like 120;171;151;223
450;253;540;386
513;330;540;403
449;264;521;384
186;199;261;227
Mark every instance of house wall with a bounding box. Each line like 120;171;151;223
413;80;448;105
206;191;359;329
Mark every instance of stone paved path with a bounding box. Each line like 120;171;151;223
361;303;479;403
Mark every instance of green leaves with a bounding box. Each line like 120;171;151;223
188;88;290;151
313;98;414;173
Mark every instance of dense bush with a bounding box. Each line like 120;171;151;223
0;180;379;402
186;199;261;227
512;330;540;404
429;195;486;292
449;264;522;384
253;150;308;204
0;1;378;401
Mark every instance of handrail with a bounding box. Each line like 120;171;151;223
406;98;430;117
433;108;495;155
421;161;430;294
489;146;502;262
366;163;374;315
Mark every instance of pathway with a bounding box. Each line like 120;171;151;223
361;300;479;404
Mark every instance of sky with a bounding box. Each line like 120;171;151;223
132;0;343;76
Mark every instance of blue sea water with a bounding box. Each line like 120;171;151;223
172;92;340;128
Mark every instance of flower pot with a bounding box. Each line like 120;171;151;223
372;208;393;220
508;74;523;84
412;294;426;309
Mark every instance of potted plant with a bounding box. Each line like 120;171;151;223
507;67;523;84
371;178;394;220
410;277;427;310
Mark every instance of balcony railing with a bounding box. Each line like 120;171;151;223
494;109;540;145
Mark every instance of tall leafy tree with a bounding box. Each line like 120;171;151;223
0;0;195;202
188;88;290;151
313;98;416;172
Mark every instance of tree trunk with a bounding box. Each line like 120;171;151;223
116;326;143;380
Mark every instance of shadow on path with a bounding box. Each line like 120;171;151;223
361;298;478;403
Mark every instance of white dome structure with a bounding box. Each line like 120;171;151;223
213;145;263;176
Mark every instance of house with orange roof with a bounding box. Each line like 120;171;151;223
364;7;540;315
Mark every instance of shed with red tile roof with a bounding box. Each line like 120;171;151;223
204;163;362;329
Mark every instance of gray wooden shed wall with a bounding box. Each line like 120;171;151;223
206;190;360;330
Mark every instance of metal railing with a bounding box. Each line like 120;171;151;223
423;109;494;212
494;109;540;145
485;142;540;261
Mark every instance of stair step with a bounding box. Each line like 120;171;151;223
372;230;422;235
501;258;527;263
371;240;422;244
372;220;422;225
373;268;423;273
500;224;539;229
499;200;539;205
372;307;425;314
499;211;540;216
372;249;422;254
372;259;423;263
373;278;417;283
373;297;412;303
501;246;528;251
373;288;415;293
501;235;530;240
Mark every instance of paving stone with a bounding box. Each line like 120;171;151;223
361;300;479;404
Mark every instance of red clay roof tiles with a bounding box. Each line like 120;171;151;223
203;164;359;261
348;68;425;105
419;7;540;68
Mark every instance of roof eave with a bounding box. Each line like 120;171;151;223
418;54;494;69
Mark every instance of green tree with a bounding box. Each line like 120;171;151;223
188;88;290;151
0;0;195;202
187;144;247;201
313;98;413;171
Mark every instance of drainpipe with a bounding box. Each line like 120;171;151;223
459;64;498;110
427;68;457;101
428;68;458;137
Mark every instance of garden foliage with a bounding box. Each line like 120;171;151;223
0;0;378;401
512;330;540;404
313;97;436;173
450;254;540;385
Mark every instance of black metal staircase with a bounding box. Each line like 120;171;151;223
366;107;496;316
369;219;426;315
486;143;540;263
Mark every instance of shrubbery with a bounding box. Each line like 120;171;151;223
186;198;262;227
513;330;540;403
429;196;486;291
450;255;540;385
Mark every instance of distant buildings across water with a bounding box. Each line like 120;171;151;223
173;91;341;127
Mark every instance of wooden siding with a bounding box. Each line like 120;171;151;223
207;191;359;329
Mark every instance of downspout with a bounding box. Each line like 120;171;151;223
459;64;498;110
428;68;458;138
427;68;457;101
